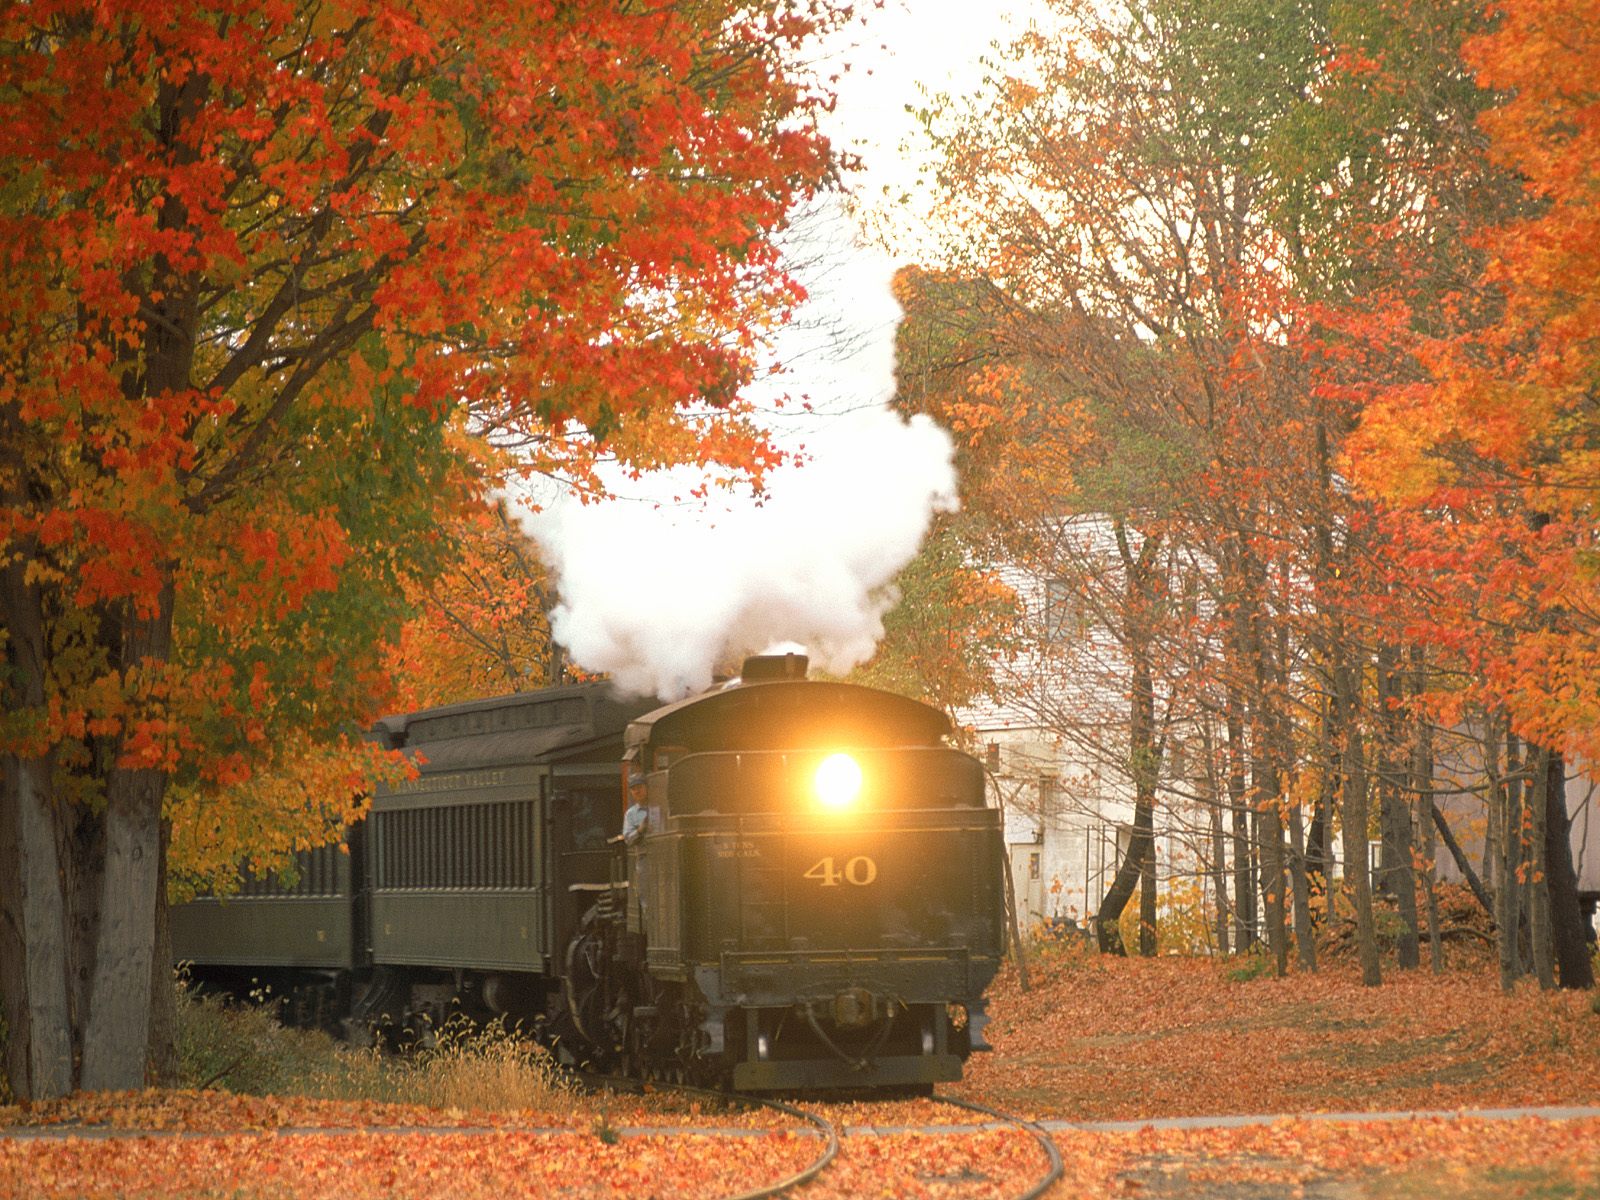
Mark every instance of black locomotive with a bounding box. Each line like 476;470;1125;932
172;653;1004;1090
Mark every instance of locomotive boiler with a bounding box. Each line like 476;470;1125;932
172;653;1004;1091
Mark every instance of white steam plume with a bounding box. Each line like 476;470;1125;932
514;199;957;699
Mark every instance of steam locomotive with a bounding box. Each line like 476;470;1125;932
172;654;1005;1090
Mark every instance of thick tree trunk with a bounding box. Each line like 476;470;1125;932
0;755;74;1102
81;591;174;1092
1093;652;1157;956
80;772;164;1090
1543;751;1596;989
1096;522;1161;957
0;557;74;1101
1094;806;1154;955
1139;838;1157;957
1307;784;1331;913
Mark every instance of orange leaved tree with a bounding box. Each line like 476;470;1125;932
0;0;840;1099
1343;0;1600;989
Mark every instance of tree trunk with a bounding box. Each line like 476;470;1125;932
1528;747;1555;989
1376;647;1419;969
1409;656;1443;974
80;588;174;1092
1096;521;1162;957
1288;801;1316;971
1542;750;1596;989
1203;736;1231;956
1139;836;1157;957
0;556;74;1102
0;755;74;1102
1307;781;1331;918
147;818;179;1086
1337;659;1381;987
1227;690;1254;951
80;772;164;1090
1248;610;1288;977
1492;726;1523;991
1257;783;1288;976
1430;801;1493;916
1094;809;1154;955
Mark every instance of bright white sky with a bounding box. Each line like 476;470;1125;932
749;0;1047;429
817;0;1041;228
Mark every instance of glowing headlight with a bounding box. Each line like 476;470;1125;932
814;753;863;810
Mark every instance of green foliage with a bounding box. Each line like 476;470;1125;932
1226;952;1277;983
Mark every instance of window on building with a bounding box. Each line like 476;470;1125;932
985;742;1001;773
1028;852;1041;880
1044;577;1081;641
1038;774;1059;810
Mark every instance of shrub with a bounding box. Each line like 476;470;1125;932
176;981;344;1096
176;978;572;1114
1225;952;1275;983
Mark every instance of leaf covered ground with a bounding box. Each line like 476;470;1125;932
957;951;1600;1120
3;955;1598;1198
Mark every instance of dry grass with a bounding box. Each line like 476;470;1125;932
177;984;574;1116
323;1017;576;1113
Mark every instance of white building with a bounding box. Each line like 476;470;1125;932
955;519;1205;938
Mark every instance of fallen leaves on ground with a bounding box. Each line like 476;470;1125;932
4;955;1599;1197
0;1129;821;1200
958;952;1600;1120
4;1116;1595;1198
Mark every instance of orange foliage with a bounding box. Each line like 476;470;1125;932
0;0;847;1097
1344;0;1600;762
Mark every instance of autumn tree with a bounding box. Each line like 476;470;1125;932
0;0;842;1099
910;0;1358;969
1337;0;1600;989
389;489;565;713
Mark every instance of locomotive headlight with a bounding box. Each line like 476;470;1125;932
814;753;863;810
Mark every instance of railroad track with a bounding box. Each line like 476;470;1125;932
587;1075;1063;1200
931;1093;1065;1200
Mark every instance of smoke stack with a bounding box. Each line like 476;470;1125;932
740;652;809;683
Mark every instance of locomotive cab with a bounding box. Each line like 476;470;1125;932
618;655;1005;1090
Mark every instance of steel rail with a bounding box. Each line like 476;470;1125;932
582;1075;839;1200
933;1093;1065;1200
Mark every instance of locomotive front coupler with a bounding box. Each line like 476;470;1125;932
822;986;886;1030
800;994;899;1072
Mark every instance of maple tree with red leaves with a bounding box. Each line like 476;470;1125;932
0;0;843;1101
